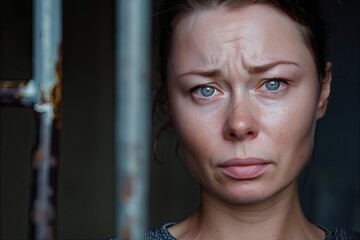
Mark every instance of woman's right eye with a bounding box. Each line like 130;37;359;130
200;86;215;97
192;85;216;97
190;85;220;103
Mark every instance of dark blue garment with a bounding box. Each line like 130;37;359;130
144;223;360;240
319;226;360;240
145;222;176;240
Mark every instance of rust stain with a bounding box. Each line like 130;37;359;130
38;42;63;122
50;156;57;167
31;202;55;223
120;224;130;240
0;81;27;89
52;42;63;122
47;227;55;240
32;149;44;169
0;80;28;101
120;176;134;202
1;43;62;110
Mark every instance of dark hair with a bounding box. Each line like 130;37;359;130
155;0;329;111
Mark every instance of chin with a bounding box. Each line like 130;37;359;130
210;181;291;205
222;191;274;205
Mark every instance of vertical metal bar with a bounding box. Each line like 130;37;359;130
115;0;151;239
29;0;62;239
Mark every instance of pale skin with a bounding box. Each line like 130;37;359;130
165;3;332;240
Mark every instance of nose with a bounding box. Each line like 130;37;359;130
223;96;259;141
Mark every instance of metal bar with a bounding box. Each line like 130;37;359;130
0;0;61;238
0;80;33;106
115;0;151;238
0;79;40;106
28;0;62;239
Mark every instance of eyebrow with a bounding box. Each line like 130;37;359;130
247;61;300;74
178;60;300;78
178;69;223;79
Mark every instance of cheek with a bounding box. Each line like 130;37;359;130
173;110;217;157
172;120;211;182
268;99;318;170
169;88;221;154
170;102;222;176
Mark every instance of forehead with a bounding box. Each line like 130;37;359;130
173;3;304;40
169;4;312;73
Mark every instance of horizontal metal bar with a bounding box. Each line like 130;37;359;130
0;80;38;106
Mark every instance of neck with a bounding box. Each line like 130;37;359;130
171;182;324;240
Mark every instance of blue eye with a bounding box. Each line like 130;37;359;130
265;80;281;90
200;86;215;97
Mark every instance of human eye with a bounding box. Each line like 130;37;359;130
196;85;216;97
191;84;220;103
259;78;288;96
264;80;281;91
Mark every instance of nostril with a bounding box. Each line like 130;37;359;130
225;124;257;141
229;132;236;138
236;131;253;138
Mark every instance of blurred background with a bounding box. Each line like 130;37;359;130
0;0;359;239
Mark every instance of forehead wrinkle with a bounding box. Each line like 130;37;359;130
178;13;228;71
171;4;312;82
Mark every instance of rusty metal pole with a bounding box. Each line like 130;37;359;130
28;0;62;239
115;0;151;238
0;0;61;239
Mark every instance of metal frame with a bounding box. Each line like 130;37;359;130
115;0;151;238
1;0;151;238
0;0;62;239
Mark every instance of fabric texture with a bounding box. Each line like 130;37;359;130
144;223;360;240
145;222;177;240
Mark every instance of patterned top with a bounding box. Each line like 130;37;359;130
144;223;360;240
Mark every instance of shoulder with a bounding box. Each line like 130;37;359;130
322;226;360;240
145;222;177;240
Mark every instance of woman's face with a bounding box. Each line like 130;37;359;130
167;4;331;204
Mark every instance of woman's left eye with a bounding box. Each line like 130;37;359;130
259;78;288;95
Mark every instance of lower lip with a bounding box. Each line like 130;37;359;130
220;164;269;180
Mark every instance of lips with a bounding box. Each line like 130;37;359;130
218;158;270;180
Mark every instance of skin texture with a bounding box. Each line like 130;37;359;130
166;4;332;240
